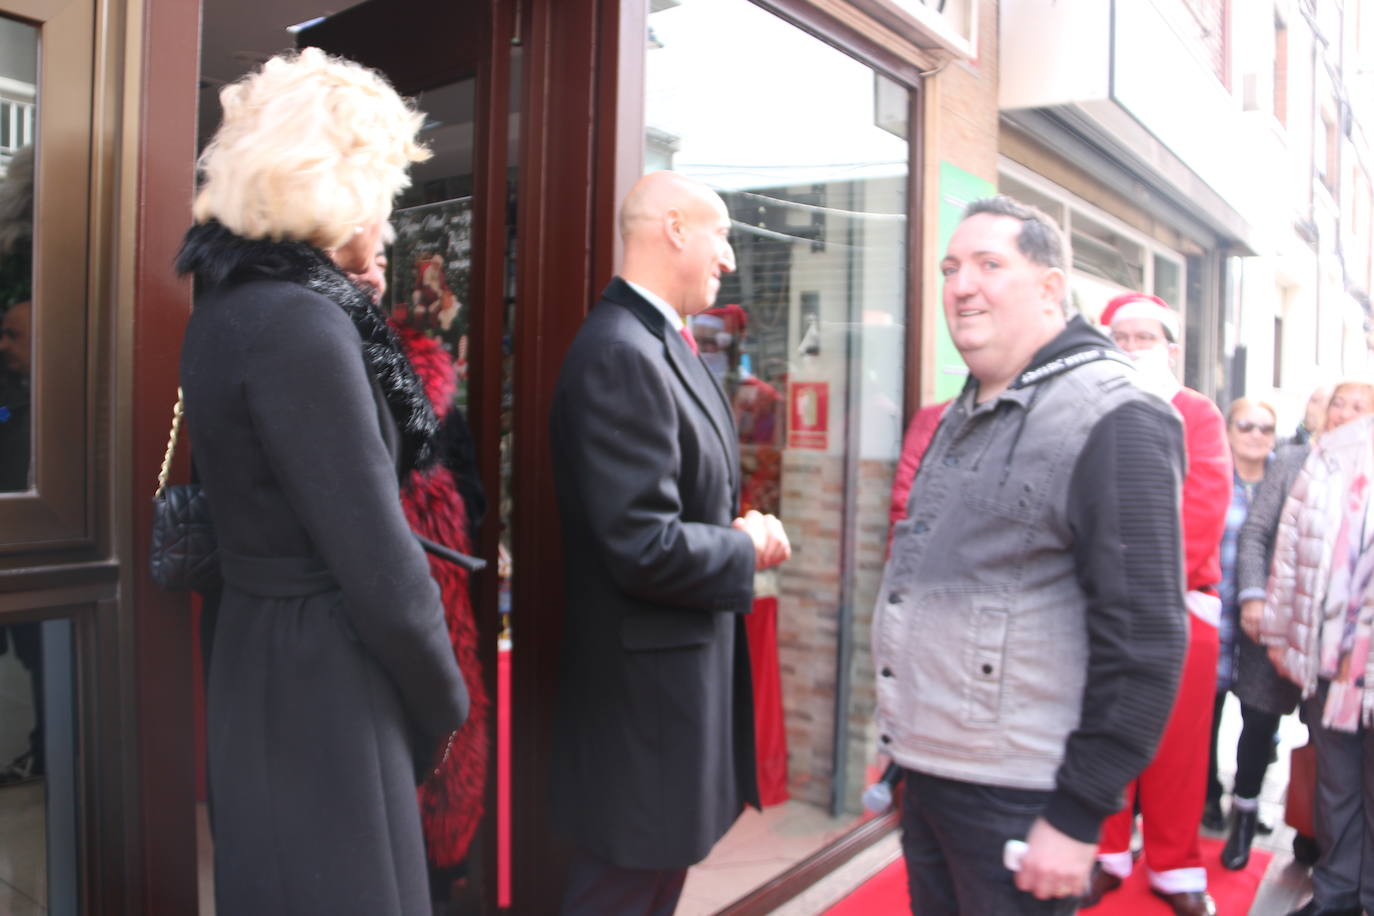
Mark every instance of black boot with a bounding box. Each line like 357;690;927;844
1221;807;1257;870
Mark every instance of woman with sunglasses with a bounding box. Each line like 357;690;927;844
1205;397;1277;866
1222;382;1374;873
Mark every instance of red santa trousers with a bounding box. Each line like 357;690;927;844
1098;610;1220;894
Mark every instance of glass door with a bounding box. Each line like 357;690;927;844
644;1;913;908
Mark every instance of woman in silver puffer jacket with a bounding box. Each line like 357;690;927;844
1262;411;1374;916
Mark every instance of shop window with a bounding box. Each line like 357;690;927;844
0;14;34;493
1071;212;1144;290
998;174;1065;229
646;0;910;905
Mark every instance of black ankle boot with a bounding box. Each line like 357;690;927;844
1222;807;1257;870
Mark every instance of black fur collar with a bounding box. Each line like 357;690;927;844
176;220;439;472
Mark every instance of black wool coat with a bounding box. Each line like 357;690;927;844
549;277;760;870
177;224;468;916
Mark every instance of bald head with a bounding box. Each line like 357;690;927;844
620;171;721;241
619;171;736;318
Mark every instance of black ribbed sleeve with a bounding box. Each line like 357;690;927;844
1044;398;1189;841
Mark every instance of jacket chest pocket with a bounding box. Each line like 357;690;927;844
962;605;1009;726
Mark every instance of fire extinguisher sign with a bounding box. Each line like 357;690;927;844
787;381;828;450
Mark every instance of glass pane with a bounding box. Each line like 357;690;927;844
998;174;1065;228
391;79;478;411
0;618;79;916
1071;212;1144;289
1153;253;1182;310
0;14;37;492
647;0;908;906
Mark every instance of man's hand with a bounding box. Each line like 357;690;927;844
1240;598;1265;642
1013;817;1096;900
732;510;791;570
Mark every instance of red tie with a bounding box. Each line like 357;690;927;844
680;326;699;355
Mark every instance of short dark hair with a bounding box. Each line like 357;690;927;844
962;195;1066;273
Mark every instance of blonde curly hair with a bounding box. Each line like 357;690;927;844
192;47;430;251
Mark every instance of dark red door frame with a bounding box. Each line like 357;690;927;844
128;0;201;911
507;0;638;910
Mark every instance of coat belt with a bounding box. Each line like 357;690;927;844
219;549;338;598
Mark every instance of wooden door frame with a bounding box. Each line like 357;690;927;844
506;0;638;910
125;0;201;910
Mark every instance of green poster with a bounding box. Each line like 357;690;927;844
933;162;995;401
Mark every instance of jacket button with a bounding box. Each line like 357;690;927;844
881;734;892;744
881;667;894;677
981;663;994;675
913;521;928;534
889;591;904;605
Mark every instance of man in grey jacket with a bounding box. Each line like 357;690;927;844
872;196;1189;914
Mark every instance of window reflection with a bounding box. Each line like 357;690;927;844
648;0;909;906
0;14;36;493
0;617;79;916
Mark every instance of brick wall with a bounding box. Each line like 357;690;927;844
774;451;896;811
1164;0;1230;87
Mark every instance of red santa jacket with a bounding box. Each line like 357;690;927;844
1172;386;1231;593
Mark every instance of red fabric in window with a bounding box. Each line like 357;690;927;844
745;595;788;806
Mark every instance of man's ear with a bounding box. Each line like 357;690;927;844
664;207;687;250
1041;267;1067;311
1167;341;1182;367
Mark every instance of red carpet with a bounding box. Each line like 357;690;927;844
825;837;1271;915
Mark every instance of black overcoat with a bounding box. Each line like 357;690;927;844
548;278;760;870
179;236;468;916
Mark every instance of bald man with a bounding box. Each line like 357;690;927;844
549;172;790;915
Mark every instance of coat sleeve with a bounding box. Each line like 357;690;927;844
1260;458;1311;658
1236;445;1306;603
886;402;949;551
554;337;755;611
242;295;469;746
1178;394;1232;591
1044;399;1188;842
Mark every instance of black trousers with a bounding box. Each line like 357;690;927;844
560;848;687;916
899;769;1080;915
1207;693;1281;803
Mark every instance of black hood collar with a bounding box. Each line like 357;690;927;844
176;220;440;472
1010;314;1132;390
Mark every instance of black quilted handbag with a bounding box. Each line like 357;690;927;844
149;389;221;592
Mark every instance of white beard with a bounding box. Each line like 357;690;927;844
1129;346;1181;401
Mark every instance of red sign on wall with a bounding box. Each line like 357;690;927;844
788;381;829;450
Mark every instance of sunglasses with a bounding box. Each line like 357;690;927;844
1232;420;1275;435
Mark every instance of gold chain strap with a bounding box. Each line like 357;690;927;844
154;388;184;499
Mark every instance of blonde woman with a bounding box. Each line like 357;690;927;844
175;49;468;915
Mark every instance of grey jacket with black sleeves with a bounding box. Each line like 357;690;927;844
872;316;1188;843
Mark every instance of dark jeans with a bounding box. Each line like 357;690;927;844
1206;693;1281;802
900;769;1080;916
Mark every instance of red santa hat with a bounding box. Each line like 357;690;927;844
1100;292;1179;343
703;303;748;336
693;304;748;348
